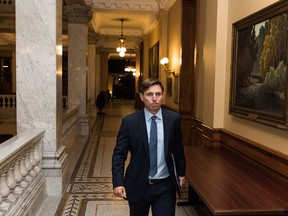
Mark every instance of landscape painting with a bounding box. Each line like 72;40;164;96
230;1;288;130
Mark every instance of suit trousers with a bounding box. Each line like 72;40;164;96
128;177;176;216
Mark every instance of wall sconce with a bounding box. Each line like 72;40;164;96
160;57;175;76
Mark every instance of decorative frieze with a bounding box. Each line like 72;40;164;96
84;0;177;11
99;28;142;36
85;0;159;11
158;0;177;10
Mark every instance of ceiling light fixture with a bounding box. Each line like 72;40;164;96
116;19;127;57
124;66;136;73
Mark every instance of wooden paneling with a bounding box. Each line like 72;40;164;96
192;118;221;146
178;0;199;149
185;145;288;215
181;114;192;147
190;117;288;183
221;130;288;183
179;0;196;115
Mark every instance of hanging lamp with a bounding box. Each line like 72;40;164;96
116;19;126;57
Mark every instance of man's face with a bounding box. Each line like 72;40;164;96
140;84;163;114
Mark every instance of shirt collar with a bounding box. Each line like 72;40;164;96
144;108;162;122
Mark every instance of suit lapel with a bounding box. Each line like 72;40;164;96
138;110;149;155
162;108;169;157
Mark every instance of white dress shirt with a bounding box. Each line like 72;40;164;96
144;108;169;179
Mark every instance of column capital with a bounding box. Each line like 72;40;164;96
88;32;99;44
64;5;92;23
182;0;196;7
156;9;168;21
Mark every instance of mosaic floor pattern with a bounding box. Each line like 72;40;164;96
55;100;207;216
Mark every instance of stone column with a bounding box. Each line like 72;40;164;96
95;48;101;102
88;32;98;117
100;51;109;91
65;5;92;135
142;36;150;80
11;47;16;93
16;0;63;195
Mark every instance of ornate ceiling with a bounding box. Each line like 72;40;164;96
0;0;176;56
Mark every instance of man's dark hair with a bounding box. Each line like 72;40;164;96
139;78;164;94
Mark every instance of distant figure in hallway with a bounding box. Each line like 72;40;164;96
96;91;106;115
112;78;186;216
134;92;144;110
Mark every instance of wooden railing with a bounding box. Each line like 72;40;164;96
0;129;45;216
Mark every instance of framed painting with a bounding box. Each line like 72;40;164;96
149;42;159;78
230;0;288;130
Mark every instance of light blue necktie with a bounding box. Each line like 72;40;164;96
149;116;157;177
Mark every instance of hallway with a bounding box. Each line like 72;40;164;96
37;99;201;216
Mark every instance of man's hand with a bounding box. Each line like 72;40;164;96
113;186;127;199
179;176;185;187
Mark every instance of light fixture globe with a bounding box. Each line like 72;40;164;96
116;19;127;57
160;57;169;65
159;57;176;76
119;51;125;57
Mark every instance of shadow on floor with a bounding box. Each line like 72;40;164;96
0;134;13;144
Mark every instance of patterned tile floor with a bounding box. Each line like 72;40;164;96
48;100;209;216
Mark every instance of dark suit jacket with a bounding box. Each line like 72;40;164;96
112;108;186;203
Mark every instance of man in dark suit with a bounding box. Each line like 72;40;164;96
112;78;186;216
